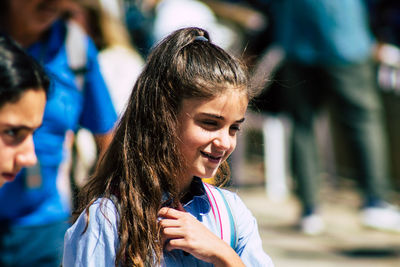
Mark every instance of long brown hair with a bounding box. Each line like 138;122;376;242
74;27;250;266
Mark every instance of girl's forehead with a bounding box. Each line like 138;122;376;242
187;84;248;101
180;89;248;114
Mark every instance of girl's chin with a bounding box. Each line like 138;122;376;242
195;170;218;180
188;164;220;180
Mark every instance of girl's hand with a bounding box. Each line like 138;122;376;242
158;207;245;267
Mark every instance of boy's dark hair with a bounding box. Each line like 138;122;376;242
0;35;50;108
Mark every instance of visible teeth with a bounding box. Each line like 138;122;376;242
202;151;221;160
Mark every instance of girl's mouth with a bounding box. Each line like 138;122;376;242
200;151;223;163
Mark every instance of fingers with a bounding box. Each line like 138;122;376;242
158;207;197;252
158;207;180;219
158;207;235;264
164;237;191;252
158;207;190;219
158;209;196;239
159;219;183;238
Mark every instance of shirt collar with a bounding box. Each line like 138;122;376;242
181;177;211;214
161;177;212;214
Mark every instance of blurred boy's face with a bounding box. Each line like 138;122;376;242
176;89;248;192
0;89;46;187
8;0;67;45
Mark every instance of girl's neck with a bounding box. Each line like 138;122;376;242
178;175;194;196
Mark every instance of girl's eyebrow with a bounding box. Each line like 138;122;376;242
199;113;245;123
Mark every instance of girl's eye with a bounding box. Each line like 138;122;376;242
230;124;241;132
202;120;218;126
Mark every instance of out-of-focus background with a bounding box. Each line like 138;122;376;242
2;0;400;266
238;184;400;266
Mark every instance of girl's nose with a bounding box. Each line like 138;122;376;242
213;130;232;151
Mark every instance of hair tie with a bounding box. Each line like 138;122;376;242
194;36;208;42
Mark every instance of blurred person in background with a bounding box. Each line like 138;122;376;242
252;0;400;235
122;0;244;54
121;0;262;57
0;35;49;188
123;0;157;57
62;0;144;201
152;0;239;52
367;0;400;92
0;0;117;266
65;0;144;115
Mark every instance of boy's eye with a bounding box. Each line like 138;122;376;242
4;129;20;138
2;128;29;144
5;129;16;136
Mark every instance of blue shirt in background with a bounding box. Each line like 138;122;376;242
270;0;374;65
0;20;117;226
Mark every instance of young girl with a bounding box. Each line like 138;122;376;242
63;27;273;267
0;35;49;187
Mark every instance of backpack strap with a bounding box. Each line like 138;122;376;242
65;20;88;91
203;182;238;249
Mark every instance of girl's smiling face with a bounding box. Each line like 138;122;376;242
177;89;248;191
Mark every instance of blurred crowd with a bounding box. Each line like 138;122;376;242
1;0;400;266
